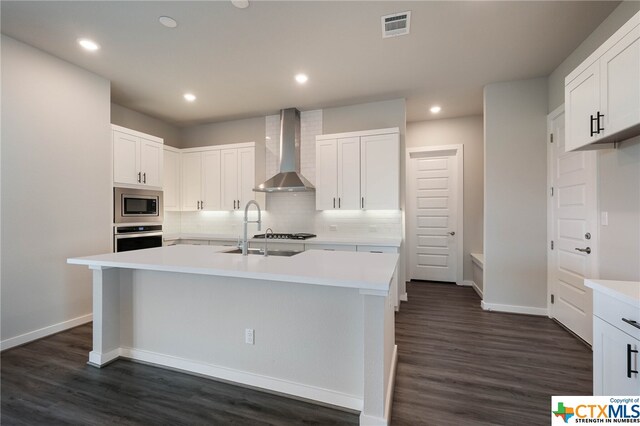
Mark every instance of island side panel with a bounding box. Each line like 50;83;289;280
88;267;121;366
118;270;365;408
360;290;396;425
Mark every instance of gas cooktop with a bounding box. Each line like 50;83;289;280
253;233;316;240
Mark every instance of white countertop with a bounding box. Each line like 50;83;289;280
164;233;401;247
585;279;640;307
68;245;399;295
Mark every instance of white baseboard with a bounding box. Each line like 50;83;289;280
459;280;472;286
89;348;121;367
399;293;408;302
117;347;363;411
481;301;547;316
1;313;93;351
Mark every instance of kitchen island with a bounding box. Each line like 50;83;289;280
68;245;398;426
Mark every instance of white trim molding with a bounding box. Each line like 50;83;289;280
481;301;548;316
119;347;364;411
360;344;398;426
1;313;93;351
464;280;484;299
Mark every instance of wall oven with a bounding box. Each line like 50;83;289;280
114;224;163;253
114;187;163;224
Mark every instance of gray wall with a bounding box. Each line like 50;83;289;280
483;78;549;311
548;1;640;281
1;35;112;345
111;103;182;148
181;117;266;186
406;115;484;282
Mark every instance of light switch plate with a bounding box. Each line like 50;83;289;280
329;225;337;231
601;211;608;226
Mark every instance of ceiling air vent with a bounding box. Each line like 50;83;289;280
381;11;411;38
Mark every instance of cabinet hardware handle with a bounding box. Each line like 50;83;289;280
333;198;336;209
627;344;638;378
138;172;141;183
197;201;199;209
574;247;591;254
143;172;146;184
198;201;201;210
338;198;341;208
590;114;597;137
597;111;605;134
200;200;203;209
233;200;235;209
622;318;640;330
371;251;383;253
238;200;240;209
361;197;364;209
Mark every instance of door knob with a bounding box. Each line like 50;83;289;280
575;247;591;254
448;231;455;236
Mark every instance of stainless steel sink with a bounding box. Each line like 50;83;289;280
222;248;302;257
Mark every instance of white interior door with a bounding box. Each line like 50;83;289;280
407;148;461;283
549;110;597;344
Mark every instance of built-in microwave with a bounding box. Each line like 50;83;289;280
114;187;163;224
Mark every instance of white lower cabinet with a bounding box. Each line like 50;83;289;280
306;244;357;252
593;317;640;395
589;281;640;396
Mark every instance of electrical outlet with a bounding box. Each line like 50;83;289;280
245;328;254;345
329;225;337;232
369;225;378;233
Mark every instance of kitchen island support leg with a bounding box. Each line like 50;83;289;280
88;266;121;367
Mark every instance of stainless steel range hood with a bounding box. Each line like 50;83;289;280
254;108;315;193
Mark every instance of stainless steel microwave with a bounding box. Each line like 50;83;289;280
114;187;163;223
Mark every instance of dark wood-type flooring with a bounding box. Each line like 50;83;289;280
1;281;592;425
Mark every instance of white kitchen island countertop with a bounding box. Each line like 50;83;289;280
585;279;640;306
68;244;399;295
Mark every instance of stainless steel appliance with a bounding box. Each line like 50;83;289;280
114;224;163;252
114;187;163;223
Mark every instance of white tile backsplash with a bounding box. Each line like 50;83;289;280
167;109;401;239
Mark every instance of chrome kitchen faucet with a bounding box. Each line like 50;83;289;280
242;200;262;256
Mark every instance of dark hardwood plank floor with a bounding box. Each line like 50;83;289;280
391;281;592;425
1;282;592;425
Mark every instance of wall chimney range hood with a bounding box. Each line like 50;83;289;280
254;108;315;192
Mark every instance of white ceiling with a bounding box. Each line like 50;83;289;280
1;1;619;126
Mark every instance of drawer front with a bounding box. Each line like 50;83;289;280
306;244;356;252
594;291;640;341
356;245;398;253
209;239;237;247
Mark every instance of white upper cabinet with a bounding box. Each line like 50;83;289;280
315;138;338;210
180;143;255;212
112;125;163;188
316;128;399;210
221;147;255;211
163;147;181;211
361;133;399;210
565;11;640;151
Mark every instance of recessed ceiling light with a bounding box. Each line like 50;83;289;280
78;38;100;51
295;74;308;84
430;106;442;114
159;16;178;28
231;0;249;9
184;93;196;102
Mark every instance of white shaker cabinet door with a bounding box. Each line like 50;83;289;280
220;148;239;211
337;137;361;210
315;138;338;210
565;61;601;151
140;138;163;188
202;150;221;211
600;23;640;138
593;317;640;395
181;152;202;211
360;133;399;209
113;130;140;185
